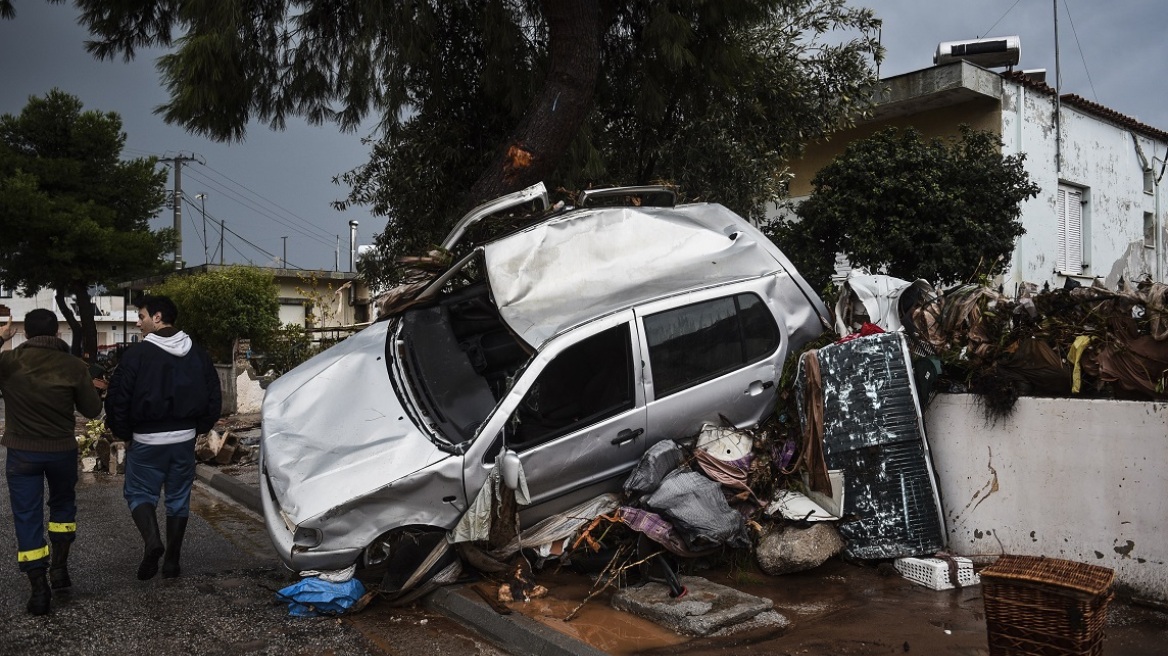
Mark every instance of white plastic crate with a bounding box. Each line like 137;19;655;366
895;556;980;590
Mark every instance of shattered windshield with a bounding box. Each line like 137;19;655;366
397;280;532;444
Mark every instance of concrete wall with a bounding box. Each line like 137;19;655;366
924;393;1168;599
785;97;1001;198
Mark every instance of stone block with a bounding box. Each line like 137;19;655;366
611;575;779;636
755;522;843;576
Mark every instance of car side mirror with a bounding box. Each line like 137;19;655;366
500;449;521;490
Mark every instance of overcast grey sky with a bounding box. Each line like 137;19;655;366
2;1;1165;272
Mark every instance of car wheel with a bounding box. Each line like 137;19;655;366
355;526;451;592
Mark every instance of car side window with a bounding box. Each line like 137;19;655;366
508;323;635;450
644;293;779;398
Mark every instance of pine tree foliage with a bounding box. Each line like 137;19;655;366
29;0;881;286
0;90;172;358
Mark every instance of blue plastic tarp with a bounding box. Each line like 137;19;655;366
276;577;367;617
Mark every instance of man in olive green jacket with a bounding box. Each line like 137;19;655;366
0;310;103;616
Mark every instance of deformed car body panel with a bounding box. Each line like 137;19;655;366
484;203;823;349
261;320;452;526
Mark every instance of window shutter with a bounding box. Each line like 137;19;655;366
1057;186;1084;274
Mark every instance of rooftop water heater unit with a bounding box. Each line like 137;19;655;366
934;36;1021;68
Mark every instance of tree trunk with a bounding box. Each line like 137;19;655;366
73;285;99;362
54;289;83;357
54;287;99;360
466;0;601;207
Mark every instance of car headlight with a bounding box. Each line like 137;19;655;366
293;526;322;549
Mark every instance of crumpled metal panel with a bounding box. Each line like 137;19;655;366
800;332;946;559
261;320;450;525
484;203;812;348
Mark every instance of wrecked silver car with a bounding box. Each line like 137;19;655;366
260;184;830;575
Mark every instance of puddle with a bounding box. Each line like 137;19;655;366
502;571;688;655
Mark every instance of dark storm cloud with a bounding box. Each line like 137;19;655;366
874;0;1168;129
2;1;1165;269
0;2;376;271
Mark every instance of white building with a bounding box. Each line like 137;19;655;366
0;286;139;351
781;59;1168;294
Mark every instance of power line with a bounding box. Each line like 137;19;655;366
200;163;339;243
1060;0;1099;102
979;0;1022;38
182;167;335;248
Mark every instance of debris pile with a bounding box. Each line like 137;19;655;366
920;277;1168;410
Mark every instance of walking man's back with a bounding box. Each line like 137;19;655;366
104;295;221;581
0;310;103;615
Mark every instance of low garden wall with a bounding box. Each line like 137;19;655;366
924;393;1168;601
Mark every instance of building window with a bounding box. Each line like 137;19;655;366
1145;168;1155;195
0;284;11;299
1057;185;1086;275
1145;212;1156;249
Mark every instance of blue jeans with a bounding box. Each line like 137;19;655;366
6;448;78;572
123;439;196;518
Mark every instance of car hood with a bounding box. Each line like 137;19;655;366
260;320;450;525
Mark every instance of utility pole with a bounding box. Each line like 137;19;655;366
160;153;204;269
335;235;340;272
196;193;208;264
282;236;288;269
219;220;226;265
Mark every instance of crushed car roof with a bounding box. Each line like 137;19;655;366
483;203;799;347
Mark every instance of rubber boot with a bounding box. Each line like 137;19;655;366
131;504;165;580
26;567;51;616
49;541;72;590
161;516;188;579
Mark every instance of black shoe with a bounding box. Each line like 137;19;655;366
26;568;51;616
130;504;165;580
49;541;72;590
161;516;188;579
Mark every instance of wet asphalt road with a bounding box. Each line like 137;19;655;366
0;443;506;656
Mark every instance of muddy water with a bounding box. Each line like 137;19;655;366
505;570;688;655
507;558;1168;656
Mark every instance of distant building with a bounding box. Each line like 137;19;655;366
121;264;373;329
0;287;138;351
779;59;1168;294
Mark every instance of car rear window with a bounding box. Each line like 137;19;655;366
644;293;779;397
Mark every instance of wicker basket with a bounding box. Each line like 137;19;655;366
981;555;1115;656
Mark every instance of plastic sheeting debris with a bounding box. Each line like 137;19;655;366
623;440;685;496
643;469;750;551
276;577;368;617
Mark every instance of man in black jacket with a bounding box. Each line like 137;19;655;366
1;310;104;615
104;295;221;580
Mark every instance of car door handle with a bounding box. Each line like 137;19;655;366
745;380;775;396
611;428;644;446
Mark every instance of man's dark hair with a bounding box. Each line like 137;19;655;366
24;309;59;338
138;295;179;325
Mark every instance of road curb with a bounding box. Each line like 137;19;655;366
195;464;263;515
425;586;608;656
193;463;603;655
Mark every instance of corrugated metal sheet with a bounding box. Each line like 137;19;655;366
799;332;946;559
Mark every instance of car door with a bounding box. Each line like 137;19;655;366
637;281;788;439
466;311;648;524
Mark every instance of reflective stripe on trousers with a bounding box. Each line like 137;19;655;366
6;448;78;572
